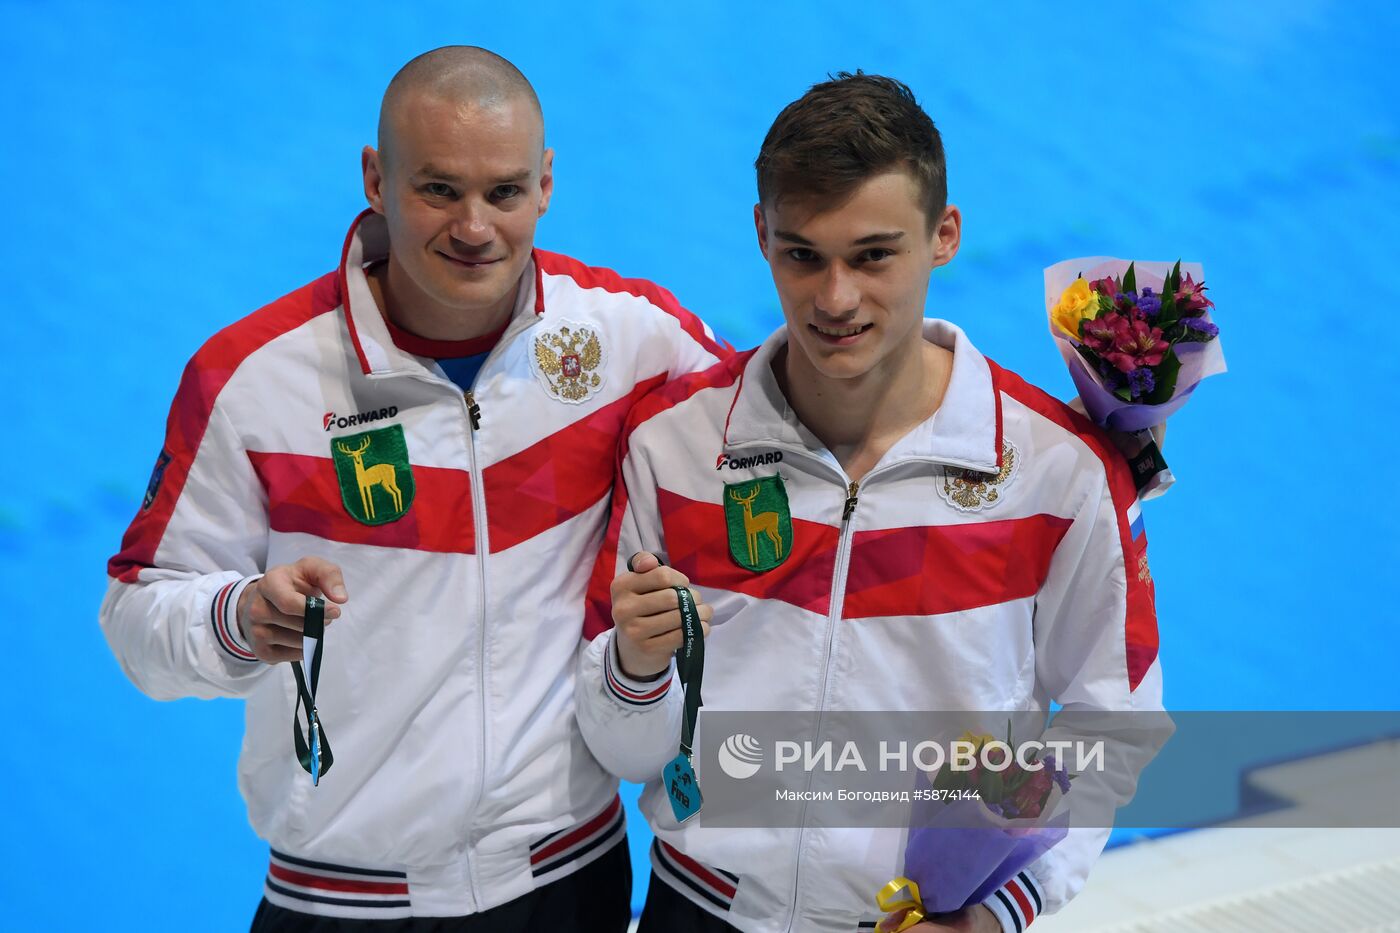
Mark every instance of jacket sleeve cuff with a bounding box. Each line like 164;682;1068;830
603;633;673;708
983;870;1045;933
211;575;262;663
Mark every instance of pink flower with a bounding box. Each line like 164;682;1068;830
1089;276;1118;298
1103;317;1169;373
1175;273;1214;313
1011;767;1055;819
1080;312;1123;353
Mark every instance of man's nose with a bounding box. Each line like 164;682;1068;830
448;200;494;247
814;263;860;317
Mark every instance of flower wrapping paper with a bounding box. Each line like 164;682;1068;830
902;796;1069;914
1044;257;1227;433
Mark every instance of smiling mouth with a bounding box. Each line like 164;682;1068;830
811;323;873;341
440;253;501;268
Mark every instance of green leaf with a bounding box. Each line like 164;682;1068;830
1144;352;1181;405
1122;262;1138;295
1156;289;1180;327
931;762;956;793
1168;260;1183;295
1113;384;1134;402
980;769;1005;803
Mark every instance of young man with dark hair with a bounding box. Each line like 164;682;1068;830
577;73;1163;932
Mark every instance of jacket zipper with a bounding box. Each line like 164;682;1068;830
786;479;859;931
461;388;490;909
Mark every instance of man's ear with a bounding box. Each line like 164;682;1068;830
362;146;386;214
930;205;962;269
538;147;555;217
754;203;770;261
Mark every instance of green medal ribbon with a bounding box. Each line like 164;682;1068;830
663;585;704;822
292;595;333;784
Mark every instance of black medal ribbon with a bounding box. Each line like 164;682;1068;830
673;585;704;759
292;595;333;783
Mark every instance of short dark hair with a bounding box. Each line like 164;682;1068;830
755;72;947;226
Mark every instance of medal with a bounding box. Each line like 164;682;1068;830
664;585;704;822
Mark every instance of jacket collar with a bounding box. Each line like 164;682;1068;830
723;319;1002;472
338;210;543;376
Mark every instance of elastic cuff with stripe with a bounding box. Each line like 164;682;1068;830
983;869;1044;933
212;575;263;663
603;634;673;708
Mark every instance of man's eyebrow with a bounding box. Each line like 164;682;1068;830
773;230;814;245
411;165;534;185
772;230;905;246
852;231;904;245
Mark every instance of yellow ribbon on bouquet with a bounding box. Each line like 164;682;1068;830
876;876;927;931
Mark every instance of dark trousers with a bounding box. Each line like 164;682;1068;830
637;872;740;933
251;839;632;933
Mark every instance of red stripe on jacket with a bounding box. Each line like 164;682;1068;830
530;796;622;864
267;863;410;896
583;353;752;641
658;489;840;615
249;452;475;553
843;515;1074;619
108;272;342;582
659;841;738;899
534;250;731;360
484;375;667;554
987;360;1159;691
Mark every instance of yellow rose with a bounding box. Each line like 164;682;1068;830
956;731;997;752
1051;278;1097;340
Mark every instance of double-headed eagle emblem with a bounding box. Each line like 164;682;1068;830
532;323;605;403
937;440;1020;512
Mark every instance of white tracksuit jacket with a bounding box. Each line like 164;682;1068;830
100;211;726;919
576;321;1165;933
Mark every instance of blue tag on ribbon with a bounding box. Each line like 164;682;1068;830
665;752;703;823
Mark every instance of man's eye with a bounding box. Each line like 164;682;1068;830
861;248;895;263
785;248;817;263
424;183;456;198
494;185;522;200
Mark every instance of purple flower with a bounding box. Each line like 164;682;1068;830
1136;288;1161;319
1127;367;1155;398
1098;362;1123;391
1044;756;1072;794
1183;316;1219;338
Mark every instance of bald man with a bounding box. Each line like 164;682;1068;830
101;47;728;932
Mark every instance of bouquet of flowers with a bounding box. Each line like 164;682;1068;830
877;731;1072;931
1045;257;1226;497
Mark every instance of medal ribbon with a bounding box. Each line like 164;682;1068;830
673;585;704;759
292;595;333;784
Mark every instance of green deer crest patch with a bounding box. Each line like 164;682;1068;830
330;425;415;525
723;475;792;572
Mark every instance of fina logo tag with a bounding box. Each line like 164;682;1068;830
717;733;764;780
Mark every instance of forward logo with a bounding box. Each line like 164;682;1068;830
330;425;415;525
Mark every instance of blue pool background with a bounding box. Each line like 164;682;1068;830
4;1;1399;927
